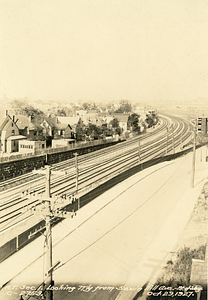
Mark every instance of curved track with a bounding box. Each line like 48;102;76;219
0;115;193;232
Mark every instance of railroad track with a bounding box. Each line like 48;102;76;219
0;115;193;232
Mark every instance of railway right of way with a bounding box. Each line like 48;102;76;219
0;114;193;235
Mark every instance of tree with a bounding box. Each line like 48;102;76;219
101;124;113;137
109;118;119;129
82;102;89;110
115;100;132;113
128;113;140;133
76;124;85;141
86;124;102;140
109;118;121;135
11;99;29;115
57;108;66;116
146;113;158;128
11;99;45;124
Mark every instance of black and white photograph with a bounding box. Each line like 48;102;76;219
0;1;207;299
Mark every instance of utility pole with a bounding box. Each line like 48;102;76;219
29;165;74;300
73;153;80;210
45;200;53;300
191;122;197;188
45;166;53;300
74;153;78;192
45;165;51;198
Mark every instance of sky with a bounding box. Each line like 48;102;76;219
0;0;208;105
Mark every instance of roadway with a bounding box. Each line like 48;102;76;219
0;147;207;300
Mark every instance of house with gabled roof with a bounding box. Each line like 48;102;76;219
113;114;129;132
57;116;83;126
76;110;87;116
80;116;89;127
40;117;75;140
101;113;129;132
40;117;56;138
0;113;26;153
86;115;103;126
57;116;84;139
54;123;74;139
14;115;41;140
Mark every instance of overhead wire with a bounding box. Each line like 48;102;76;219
52;157;185;276
0;116;193;298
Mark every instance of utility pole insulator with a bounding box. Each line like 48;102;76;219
25;165;78;300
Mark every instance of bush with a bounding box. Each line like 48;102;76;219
192;194;208;222
156;245;206;288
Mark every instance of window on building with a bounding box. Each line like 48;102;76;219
12;129;15;135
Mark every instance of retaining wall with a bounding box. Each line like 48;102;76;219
0;140;122;181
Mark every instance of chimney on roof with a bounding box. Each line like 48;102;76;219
5;110;8;116
13;115;15;122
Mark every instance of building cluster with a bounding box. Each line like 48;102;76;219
0;108;151;155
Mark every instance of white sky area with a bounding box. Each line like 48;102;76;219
0;0;208;104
